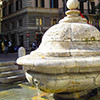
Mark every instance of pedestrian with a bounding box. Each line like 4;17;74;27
8;40;12;53
4;38;9;55
31;40;38;51
1;42;4;53
32;42;36;51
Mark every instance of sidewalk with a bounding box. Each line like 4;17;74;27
0;51;30;62
0;82;54;100
0;52;18;62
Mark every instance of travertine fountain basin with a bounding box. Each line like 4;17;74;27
17;0;100;98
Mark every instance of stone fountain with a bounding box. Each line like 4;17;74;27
17;0;100;99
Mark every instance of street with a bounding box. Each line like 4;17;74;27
0;82;54;100
0;81;100;100
0;52;30;62
0;52;18;62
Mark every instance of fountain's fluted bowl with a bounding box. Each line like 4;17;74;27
17;10;100;94
17;55;100;93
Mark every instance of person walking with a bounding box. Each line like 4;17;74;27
4;38;9;55
8;40;12;53
31;39;38;51
1;42;4;53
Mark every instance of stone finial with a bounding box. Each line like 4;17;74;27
59;0;87;24
67;0;79;10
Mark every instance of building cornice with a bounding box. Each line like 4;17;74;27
83;13;100;17
2;7;59;20
2;26;50;33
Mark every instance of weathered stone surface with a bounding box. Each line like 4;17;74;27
25;71;96;93
17;0;100;96
67;0;79;10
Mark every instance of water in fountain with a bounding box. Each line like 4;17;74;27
34;79;41;100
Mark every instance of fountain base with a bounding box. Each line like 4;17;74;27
53;89;98;100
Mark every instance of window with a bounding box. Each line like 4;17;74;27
54;0;58;8
35;0;45;7
36;18;43;26
79;1;84;13
91;2;95;14
12;22;15;28
50;0;53;8
9;3;14;14
16;0;18;11
51;19;57;25
10;23;12;29
36;19;39;25
99;20;100;27
18;19;23;27
63;0;68;12
4;23;9;30
35;0;38;7
41;0;45;7
50;0;58;8
9;4;11;14
16;0;22;11
20;0;22;9
10;22;15;29
3;7;7;17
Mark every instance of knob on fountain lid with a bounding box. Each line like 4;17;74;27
67;0;79;10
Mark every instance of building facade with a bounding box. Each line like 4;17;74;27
62;0;100;29
79;0;100;29
2;0;63;50
0;0;2;37
2;0;99;51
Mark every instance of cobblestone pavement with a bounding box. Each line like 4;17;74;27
0;82;54;100
0;52;18;62
0;82;100;100
0;52;30;62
